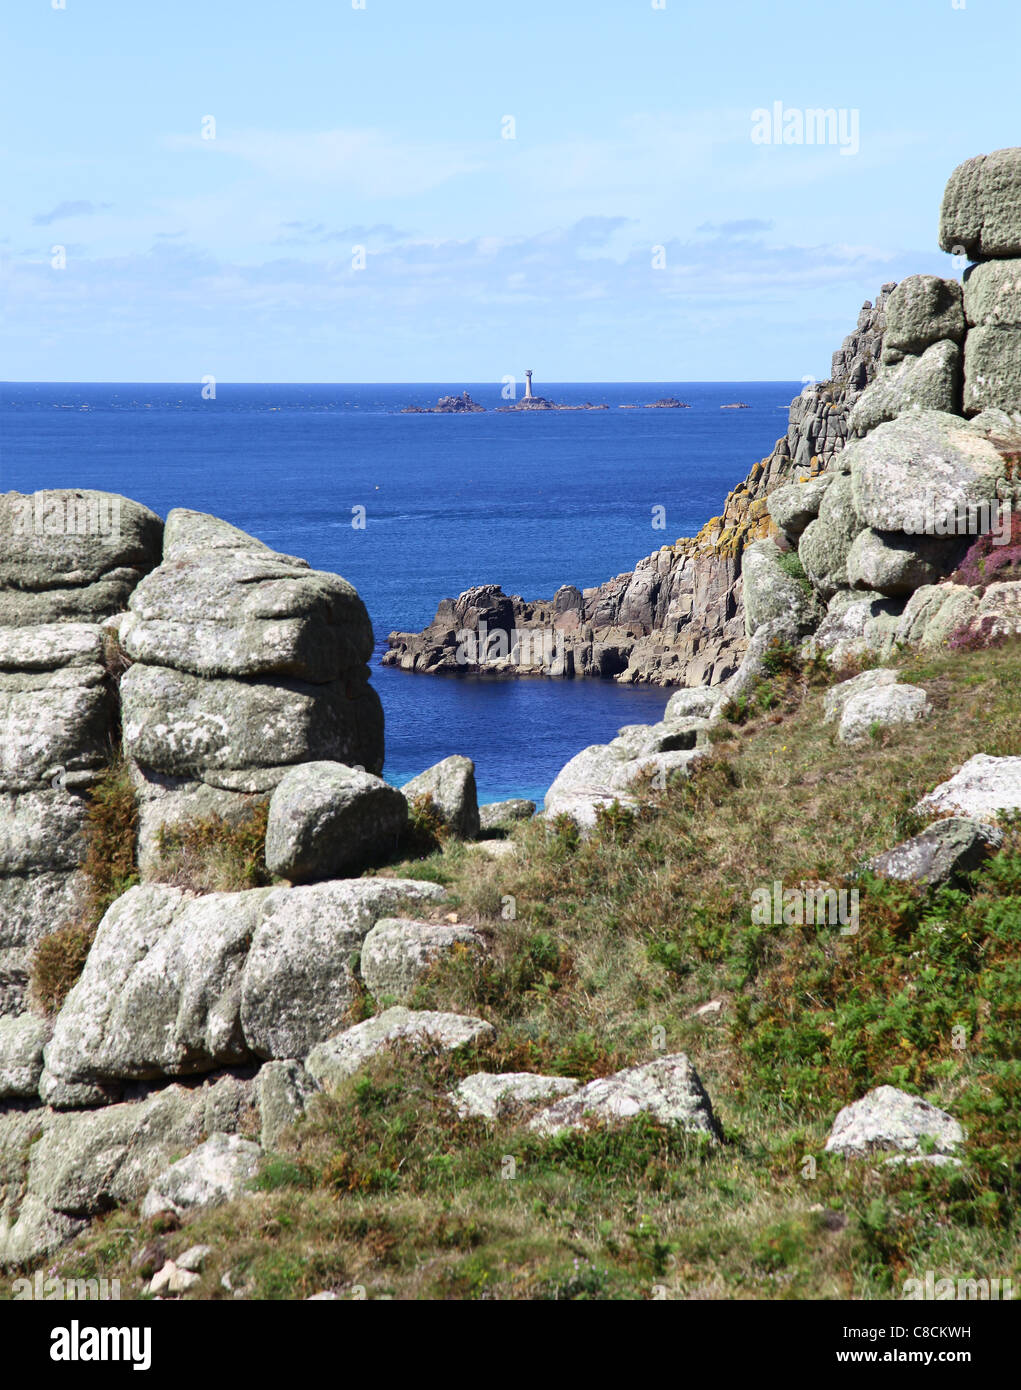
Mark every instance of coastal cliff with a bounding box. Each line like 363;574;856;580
384;288;893;687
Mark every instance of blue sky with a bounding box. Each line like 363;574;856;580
1;0;1018;382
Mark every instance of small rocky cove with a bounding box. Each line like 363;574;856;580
1;149;1020;1296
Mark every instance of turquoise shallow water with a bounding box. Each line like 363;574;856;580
0;380;797;802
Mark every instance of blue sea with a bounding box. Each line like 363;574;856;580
0;381;797;804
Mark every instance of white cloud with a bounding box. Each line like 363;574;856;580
165;127;484;199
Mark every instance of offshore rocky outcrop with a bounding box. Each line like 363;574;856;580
384;288;893;688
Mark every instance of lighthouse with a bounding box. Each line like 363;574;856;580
524;369;534;400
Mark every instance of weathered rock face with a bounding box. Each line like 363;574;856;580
881;275;967;357
42;877;447;1095
848;412;1004;535
360;918;484;1004
867;818;1003;888
478;799;535;831
0;1073;256;1265
264;762;408;882
119;510;384;872
837;683;931;745
0;490;163;628
915;754;1021;821
401;756;481;839
451;1072;580;1121
741;539;820;639
0;611;125;1013
543;737;703;830
305;1007;495;1090
824;1085;963;1157
0;1014;49;1099
141;1132;262;1220
939;147;1021;260
528;1055;721;1138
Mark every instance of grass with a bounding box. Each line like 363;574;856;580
152;802;270;894
29;758;139;1014
9;637;1021;1299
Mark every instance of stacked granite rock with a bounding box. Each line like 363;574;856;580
0;491;163;1015
116;508;385;876
941;147;1021;415
734;151;1021;671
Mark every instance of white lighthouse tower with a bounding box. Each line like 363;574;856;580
524;369;534;400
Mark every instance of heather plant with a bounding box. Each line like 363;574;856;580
950;510;1021;590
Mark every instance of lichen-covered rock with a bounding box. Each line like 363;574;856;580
0;627;115;795
849;412;1005;535
360;918;483;1004
609;718;709;759
803;592;904;665
118;511;384;791
838;683;931;744
528;1054;721;1139
663;687;725;721
824;1085;963;1156
867;818;1003;887
44;884;266;1088
767;475;834;540
962;258;1021;327
0;1013;49;1098
741;539;819;638
962;324;1021;416
845;527;959;597
543;740;702;829
915;754;1021;821
882;276;966;356
255;1059;320;1148
822;668;900;723
120;529;374;683
478;799;535;831
130;766;266;882
939;147;1021;260
894;583;981;650
264;762;407;882
10;1075;254;1244
239;879;446;1060
140;1132;262;1220
44;877;449;1089
305;1007;495;1090
798;473;866;599
0;491;163;627
450;1072;580;1121
848;340;961;435
120;662;384;787
401;756;481;839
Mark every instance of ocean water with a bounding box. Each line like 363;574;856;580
0;381;798;804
